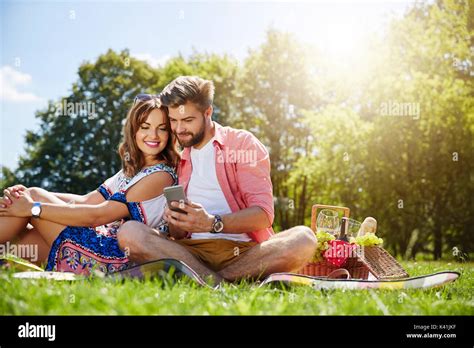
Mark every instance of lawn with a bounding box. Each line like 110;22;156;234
1;261;473;315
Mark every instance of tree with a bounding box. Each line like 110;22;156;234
359;0;474;258
3;0;472;260
6;49;241;195
11;49;161;193
237;29;322;230
157;52;240;125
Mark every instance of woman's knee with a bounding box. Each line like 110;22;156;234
25;187;47;201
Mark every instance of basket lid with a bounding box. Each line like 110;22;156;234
356;246;409;279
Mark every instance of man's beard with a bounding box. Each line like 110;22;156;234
175;119;206;148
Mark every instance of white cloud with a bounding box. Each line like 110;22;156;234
132;53;170;68
0;65;44;102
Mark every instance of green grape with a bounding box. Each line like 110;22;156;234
312;230;336;261
354;233;383;246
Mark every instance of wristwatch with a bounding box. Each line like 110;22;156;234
210;215;224;234
31;202;42;218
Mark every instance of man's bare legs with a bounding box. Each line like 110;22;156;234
117;221;317;283
117;221;224;285
218;226;317;281
0;187;69;265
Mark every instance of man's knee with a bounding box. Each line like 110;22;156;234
284;225;317;263
117;221;149;253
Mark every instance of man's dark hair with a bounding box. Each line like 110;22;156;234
160;76;215;113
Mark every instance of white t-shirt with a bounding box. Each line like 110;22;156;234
187;137;252;242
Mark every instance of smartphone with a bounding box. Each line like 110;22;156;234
163;185;187;214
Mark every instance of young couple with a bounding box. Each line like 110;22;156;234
0;76;317;284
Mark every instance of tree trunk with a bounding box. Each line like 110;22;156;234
433;225;442;260
298;175;308;225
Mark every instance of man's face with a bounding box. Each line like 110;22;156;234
168;102;209;148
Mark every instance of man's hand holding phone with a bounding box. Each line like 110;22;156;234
163;185;215;237
163;185;188;239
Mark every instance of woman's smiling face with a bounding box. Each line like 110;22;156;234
135;108;169;165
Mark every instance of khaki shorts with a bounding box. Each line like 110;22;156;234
174;238;257;272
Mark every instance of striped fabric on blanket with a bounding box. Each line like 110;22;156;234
259;271;460;290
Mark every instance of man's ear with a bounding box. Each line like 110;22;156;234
205;105;213;118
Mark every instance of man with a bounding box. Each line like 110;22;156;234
117;76;317;284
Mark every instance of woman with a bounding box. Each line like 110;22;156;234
0;94;179;274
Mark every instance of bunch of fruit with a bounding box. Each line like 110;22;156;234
350;233;384;247
312;231;383;262
312;230;336;262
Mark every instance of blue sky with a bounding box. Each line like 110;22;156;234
0;0;412;171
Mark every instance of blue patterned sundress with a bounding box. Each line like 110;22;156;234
45;163;177;275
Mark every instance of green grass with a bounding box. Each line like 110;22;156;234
1;261;473;315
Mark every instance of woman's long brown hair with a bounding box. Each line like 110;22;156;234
118;97;180;178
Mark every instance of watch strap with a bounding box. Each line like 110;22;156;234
211;215;223;233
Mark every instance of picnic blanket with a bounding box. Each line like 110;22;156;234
259;271;460;290
2;254;460;290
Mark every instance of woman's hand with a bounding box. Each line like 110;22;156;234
0;189;34;217
1;184;27;207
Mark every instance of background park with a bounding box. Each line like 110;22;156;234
0;0;473;315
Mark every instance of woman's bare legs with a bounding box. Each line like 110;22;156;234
0;187;66;243
0;216;33;243
1;188;69;264
13;227;51;266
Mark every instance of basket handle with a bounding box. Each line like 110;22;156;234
327;268;351;279
311;204;350;232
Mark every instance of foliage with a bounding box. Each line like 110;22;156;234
2;0;473;259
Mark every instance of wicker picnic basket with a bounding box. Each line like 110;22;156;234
297;204;409;280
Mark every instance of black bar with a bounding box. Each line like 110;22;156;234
0;315;472;346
